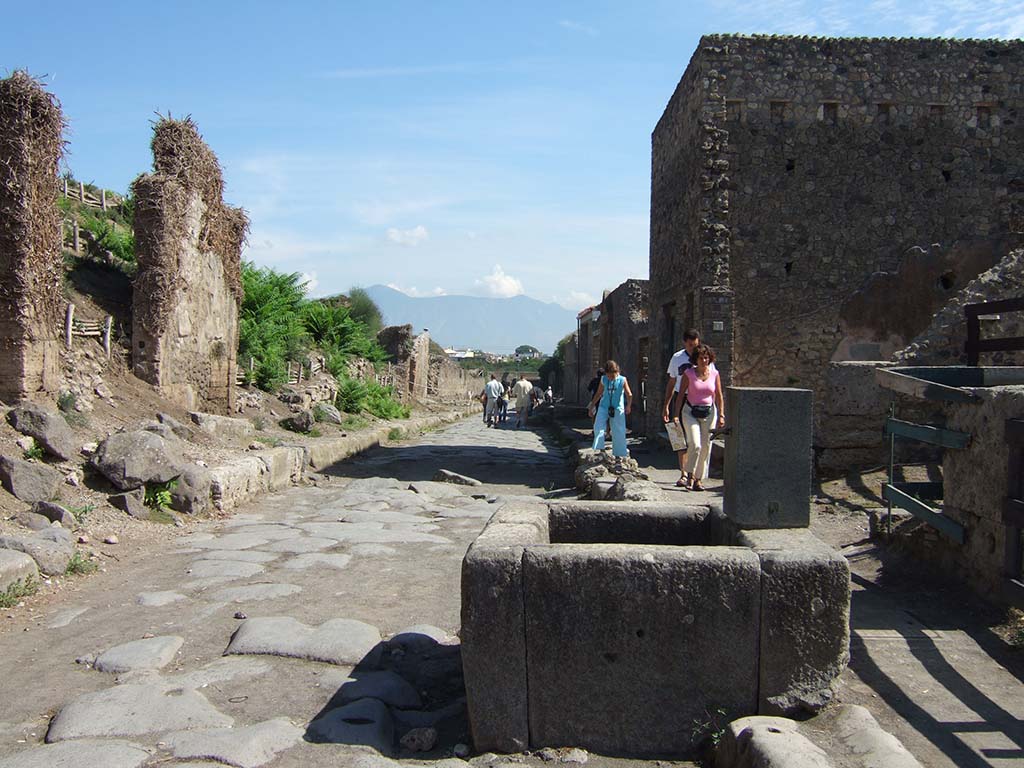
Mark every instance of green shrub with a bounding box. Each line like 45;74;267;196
388;427;404;441
0;576;38;607
347;287;384;336
365;381;409;420
65;551;98;576
340;414;369;431
336;376;369;413
22;443;43;461
145;479;177;510
239;263;309;392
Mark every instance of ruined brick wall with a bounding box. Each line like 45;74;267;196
428;354;483;401
563;333;581;404
0;73;64;402
599;280;650;431
377;325;431;403
652;35;1024;435
131;118;246;414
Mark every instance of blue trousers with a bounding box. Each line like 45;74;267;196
592;408;627;457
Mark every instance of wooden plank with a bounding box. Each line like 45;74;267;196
977;336;1024;353
882;483;965;544
884;418;971;449
875;367;981;403
889;481;944;500
1004;498;1024;527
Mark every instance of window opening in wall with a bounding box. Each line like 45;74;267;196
876;103;892;124
726;100;744;123
939;271;956;291
821;102;838;125
977;105;992;128
942;169;952;183
784;261;794;276
785;158;795;173
770;100;789;124
929;104;946;124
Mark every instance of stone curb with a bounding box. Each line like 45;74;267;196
209;407;477;513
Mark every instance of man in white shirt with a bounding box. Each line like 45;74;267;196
484;374;505;427
512;374;533;429
661;328;708;487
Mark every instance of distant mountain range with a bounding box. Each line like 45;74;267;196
364;285;578;354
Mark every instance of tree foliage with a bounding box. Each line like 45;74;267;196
347;286;384;336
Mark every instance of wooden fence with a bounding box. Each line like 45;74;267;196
61;179;120;212
236;356;327;386
63;304;113;358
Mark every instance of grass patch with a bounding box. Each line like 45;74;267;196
254;434;282;447
66;503;96;523
341;414;369;431
22;443;43;460
144;479;176;511
148;507;177;525
65;551;98;576
0;576;38;608
387;427;404;442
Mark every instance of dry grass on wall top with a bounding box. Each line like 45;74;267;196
0;71;65;331
133;116;248;325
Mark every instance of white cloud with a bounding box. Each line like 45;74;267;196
558;19;599;36
386;283;447;298
475;264;524;298
558;290;599;312
386;225;429;247
299;271;320;297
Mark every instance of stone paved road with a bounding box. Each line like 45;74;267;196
0;418;655;768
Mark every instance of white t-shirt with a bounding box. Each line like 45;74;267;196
666;349;717;393
485;380;504;399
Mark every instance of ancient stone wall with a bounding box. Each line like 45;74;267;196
131;118;247;414
652;35;1024;434
377;325;432;403
598;280;650;431
428;354;484;402
0;73;64;402
563;333;580;404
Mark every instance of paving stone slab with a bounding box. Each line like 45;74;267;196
0;739;151;768
137;591;187;607
46;679;233;741
94;635;185;673
166;717;303;768
408;481;466;499
226;616;382;667
186;533;271;551
211;583;303;603
349;544;398;557
0;549;38;593
297;522;450;544
174;657;273;688
345;478;406;493
195;550;280;563
282;553;353;571
306;697;394;754
264;536;339;553
323;669;423;709
335;510;428;525
213;524;302;540
188;559;266;580
46;606;88;628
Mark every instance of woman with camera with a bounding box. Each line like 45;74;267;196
587;359;633;459
672;343;724;491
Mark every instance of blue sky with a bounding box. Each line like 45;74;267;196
7;1;1024;316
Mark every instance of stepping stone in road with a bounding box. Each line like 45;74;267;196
137;591;186;608
389;624;457;652
165;717;302;768
46;679;232;741
210;583;302;603
282;553;353;571
226;616;382;667
94;635;184;673
306;697;394;754
0;739;151;768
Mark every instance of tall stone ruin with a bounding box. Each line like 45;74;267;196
377;325;431;402
131;118;248;414
0;73;64;403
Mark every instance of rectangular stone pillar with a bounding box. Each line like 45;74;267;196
724;387;812;528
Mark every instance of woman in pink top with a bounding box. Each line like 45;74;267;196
672;343;725;491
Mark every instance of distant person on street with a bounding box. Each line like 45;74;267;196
662;329;713;487
545;385;553;404
484;374;504;427
672;343;724;492
512;374;533;429
588;359;632;460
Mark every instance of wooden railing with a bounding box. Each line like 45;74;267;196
966;296;1024;365
236;356;328;386
61;179;121;211
63;304;113;358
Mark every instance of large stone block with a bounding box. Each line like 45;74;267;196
461;517;548;753
724;387;812;528
738;529;850;715
547;501;707;544
0;549;38;593
522;544;760;756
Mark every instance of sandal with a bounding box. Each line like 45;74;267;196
675;476;687;487
692;480;706;492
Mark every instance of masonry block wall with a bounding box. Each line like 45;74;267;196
598;280;650;430
131;118;247;415
650;35;1024;436
428;354;484;401
377;325;431;403
0;73;64;402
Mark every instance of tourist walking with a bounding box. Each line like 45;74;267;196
512;374;533;428
484;374;504;427
588;359;632;458
662;329;712;487
672;343;724;491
